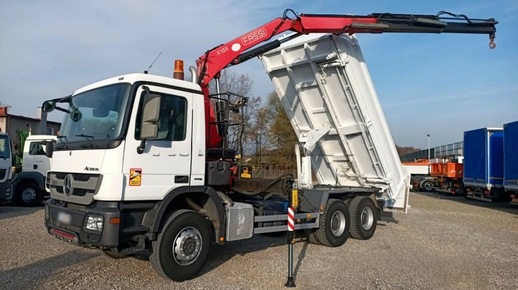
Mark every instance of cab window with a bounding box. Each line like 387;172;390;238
135;92;187;141
29;142;46;155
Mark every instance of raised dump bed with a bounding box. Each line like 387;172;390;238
259;33;410;212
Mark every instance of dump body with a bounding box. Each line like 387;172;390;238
463;127;504;188
431;162;463;179
503;121;518;191
259;33;410;211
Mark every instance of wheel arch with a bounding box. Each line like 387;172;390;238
147;186;226;244
12;172;46;194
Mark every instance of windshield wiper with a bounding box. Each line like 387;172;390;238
56;135;69;149
75;134;98;149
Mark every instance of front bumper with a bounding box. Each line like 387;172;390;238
44;199;120;248
0;180;13;201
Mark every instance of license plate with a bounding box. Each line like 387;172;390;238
57;212;71;225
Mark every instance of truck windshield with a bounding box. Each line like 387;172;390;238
59;83;131;144
0;135;10;159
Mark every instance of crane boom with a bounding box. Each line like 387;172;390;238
196;9;498;86
196;9;498;149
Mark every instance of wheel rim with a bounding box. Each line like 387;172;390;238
22;188;37;203
330;211;346;237
424;182;432;190
361;206;374;230
172;226;202;266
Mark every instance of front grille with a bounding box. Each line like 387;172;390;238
0;169;6;180
47;172;102;204
66;203;86;211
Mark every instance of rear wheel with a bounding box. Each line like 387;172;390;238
349;196;378;240
311;199;350;247
149;209;211;282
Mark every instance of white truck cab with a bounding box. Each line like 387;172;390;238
12;135;56;206
0;131;13;202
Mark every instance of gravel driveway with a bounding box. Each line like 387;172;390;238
1;192;517;290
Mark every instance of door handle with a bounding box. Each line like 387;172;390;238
153;153;160;156
180;153;190;157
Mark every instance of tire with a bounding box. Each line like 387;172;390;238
421;180;434;192
102;249;128;259
348;196;378;240
16;182;43;207
149;209;212;282
305;228;321;245
312;199;350;247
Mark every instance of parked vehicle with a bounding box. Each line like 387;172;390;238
0;131;13;202
39;9;498;282
503;121;518;205
463;127;509;202
11;135;56;206
407;157;465;195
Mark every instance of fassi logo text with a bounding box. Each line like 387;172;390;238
241;28;268;46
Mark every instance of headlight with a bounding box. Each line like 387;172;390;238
85;215;104;231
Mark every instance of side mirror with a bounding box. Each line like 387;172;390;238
42;101;56;112
137;93;161;154
140;94;161;139
45;141;54;158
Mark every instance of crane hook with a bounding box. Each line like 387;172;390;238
489;34;496;49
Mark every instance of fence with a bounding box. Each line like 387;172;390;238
252;166;297;179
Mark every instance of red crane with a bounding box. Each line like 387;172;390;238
195;9;498;149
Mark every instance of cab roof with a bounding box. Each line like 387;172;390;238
72;73;203;96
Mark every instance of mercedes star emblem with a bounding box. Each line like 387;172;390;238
63;174;73;196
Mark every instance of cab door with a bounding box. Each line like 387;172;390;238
122;84;193;201
24;141;51;174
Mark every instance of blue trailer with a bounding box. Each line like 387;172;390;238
463;127;508;202
503;121;518;205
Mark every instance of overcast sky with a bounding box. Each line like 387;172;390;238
1;0;517;149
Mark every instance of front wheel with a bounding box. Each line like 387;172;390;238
16;182;43;207
421;180;434;192
102;249;128;259
149;209;212;282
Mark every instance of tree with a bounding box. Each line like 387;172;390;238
395;145;421;157
207;69;260;156
261;91;298;168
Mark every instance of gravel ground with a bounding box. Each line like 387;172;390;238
1;192;517;290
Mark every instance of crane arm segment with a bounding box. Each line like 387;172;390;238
196;9;498;86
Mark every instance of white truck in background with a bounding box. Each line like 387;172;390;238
0;131;14;202
11;135;56;206
39;9;498;282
